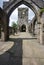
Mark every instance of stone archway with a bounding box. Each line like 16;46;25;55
21;24;26;32
3;0;38;18
2;0;44;44
3;0;39;40
3;0;44;44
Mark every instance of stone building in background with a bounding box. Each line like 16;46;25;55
18;8;28;32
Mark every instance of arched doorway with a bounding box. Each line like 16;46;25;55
3;0;39;40
21;24;26;32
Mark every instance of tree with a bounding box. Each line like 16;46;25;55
12;22;18;35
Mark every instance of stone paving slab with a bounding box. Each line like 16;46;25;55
23;40;44;59
0;41;14;55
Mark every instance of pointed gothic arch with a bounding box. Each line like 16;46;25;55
4;1;38;18
3;0;40;40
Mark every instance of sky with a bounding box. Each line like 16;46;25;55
0;0;35;26
0;0;9;8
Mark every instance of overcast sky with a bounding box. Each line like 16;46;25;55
0;0;35;26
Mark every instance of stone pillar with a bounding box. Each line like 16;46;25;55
37;23;41;43
6;16;9;40
0;24;1;38
37;12;41;43
31;23;32;33
40;13;44;44
31;23;35;35
26;25;28;32
4;15;9;41
32;23;35;35
1;31;5;41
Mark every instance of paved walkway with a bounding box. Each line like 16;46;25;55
0;32;44;65
0;42;14;55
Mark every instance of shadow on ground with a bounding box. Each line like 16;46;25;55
0;38;23;65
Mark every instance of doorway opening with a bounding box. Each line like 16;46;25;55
21;24;26;32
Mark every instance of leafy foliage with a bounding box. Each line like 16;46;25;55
12;22;17;30
40;8;44;13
